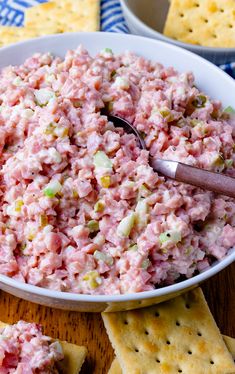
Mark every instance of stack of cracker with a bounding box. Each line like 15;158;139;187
102;288;235;374
164;0;235;48
0;0;99;47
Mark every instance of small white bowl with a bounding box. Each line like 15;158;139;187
120;0;235;65
0;32;234;311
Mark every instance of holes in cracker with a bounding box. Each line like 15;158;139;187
156;358;161;363
134;347;139;353
220;8;224;13
188;29;193;33
210;360;215;365
155;311;160;317
144;330;149;335
178;370;183;373
185;303;190;309
176;321;180;326
197;331;202;337
228;24;233;28
124;320;128;325
188;350;192;355
166;340;171;345
179;13;184;17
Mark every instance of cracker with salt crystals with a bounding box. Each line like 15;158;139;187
0;321;87;374
25;0;100;33
0;0;99;47
102;288;235;374
109;334;235;374
163;0;235;48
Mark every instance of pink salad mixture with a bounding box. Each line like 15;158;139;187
0;321;63;373
0;46;235;294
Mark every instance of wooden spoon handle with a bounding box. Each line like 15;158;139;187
176;162;235;198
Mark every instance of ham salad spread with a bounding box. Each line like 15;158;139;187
0;321;63;373
0;46;234;295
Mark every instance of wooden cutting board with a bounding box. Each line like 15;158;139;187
0;262;234;374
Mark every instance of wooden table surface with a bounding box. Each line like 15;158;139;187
0;262;234;374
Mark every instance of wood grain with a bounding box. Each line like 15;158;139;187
0;262;234;373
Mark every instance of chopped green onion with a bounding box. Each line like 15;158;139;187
93;151;113;169
43;180;62;198
117;212;136;238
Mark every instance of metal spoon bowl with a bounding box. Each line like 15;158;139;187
106;113;235;199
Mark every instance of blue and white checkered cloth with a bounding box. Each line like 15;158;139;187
0;0;234;78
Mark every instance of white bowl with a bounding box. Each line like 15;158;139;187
120;0;235;65
0;32;234;312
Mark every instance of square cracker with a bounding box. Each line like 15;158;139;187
102;288;235;374
109;334;235;374
108;358;122;374
0;26;39;47
0;321;87;374
224;335;235;360
163;0;235;48
25;0;100;33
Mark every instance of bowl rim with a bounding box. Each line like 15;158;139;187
120;0;235;53
0;31;234;303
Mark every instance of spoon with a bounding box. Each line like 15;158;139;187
106;113;235;198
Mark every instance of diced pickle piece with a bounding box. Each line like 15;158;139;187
43;180;62;198
93;151;112;169
100;175;111;188
87;220;99;233
94;200;105;212
117;213;136;237
159;230;181;245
